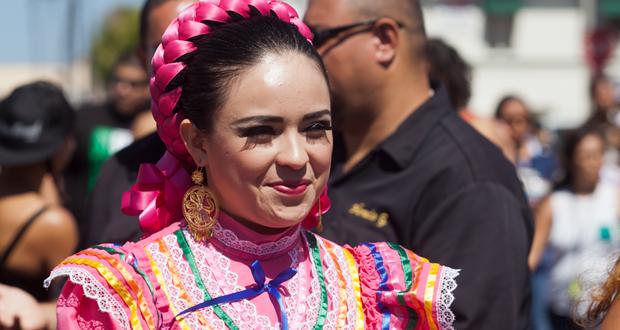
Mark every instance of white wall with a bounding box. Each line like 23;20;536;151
425;6;618;129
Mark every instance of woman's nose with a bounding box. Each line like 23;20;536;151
276;133;309;170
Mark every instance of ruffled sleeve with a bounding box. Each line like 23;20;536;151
45;245;159;330
349;242;459;330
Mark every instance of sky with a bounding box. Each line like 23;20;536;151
0;0;144;63
0;0;307;64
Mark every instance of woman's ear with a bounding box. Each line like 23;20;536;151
179;119;208;166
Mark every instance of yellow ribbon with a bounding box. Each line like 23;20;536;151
80;250;157;329
342;248;365;329
61;257;144;330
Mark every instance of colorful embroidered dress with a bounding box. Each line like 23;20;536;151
47;213;458;329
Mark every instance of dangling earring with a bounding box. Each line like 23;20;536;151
182;167;219;242
316;197;324;232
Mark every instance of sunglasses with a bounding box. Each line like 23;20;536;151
308;19;405;49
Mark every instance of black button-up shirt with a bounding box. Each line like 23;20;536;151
324;83;533;329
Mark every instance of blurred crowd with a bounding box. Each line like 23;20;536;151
0;0;619;329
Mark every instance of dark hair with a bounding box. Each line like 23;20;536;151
494;94;526;119
555;125;606;190
426;38;471;109
173;15;327;132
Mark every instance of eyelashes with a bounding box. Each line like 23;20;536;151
236;120;332;150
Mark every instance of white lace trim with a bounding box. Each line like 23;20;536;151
330;244;359;328
44;266;130;330
212;222;301;257
316;238;342;330
185;230;276;329
436;267;460;330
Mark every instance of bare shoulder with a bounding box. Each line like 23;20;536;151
28;206;78;259
32;206;77;234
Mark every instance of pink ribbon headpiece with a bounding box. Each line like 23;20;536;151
122;0;327;236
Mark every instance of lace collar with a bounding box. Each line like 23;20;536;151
209;212;302;260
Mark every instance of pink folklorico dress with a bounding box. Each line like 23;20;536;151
46;213;459;329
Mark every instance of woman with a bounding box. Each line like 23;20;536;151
529;126;620;329
495;95;556;204
46;1;458;329
0;81;79;329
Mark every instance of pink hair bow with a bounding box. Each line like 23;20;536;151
122;152;192;236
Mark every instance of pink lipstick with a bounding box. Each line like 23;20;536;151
269;181;309;195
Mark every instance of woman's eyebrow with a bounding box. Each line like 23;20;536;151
232;116;284;126
302;110;331;121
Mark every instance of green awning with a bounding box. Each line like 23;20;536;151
600;0;620;17
482;0;523;15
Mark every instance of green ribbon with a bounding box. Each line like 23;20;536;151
306;232;328;330
175;231;238;330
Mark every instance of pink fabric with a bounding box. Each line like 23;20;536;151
349;245;383;328
57;284;124;330
121;152;192;236
52;218;458;329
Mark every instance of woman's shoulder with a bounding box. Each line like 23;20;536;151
311;233;460;329
46;223;187;329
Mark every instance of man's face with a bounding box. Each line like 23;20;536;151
110;64;149;116
305;0;376;120
145;1;194;72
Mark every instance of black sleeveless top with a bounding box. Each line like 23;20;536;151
0;207;50;301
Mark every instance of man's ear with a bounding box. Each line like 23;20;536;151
372;18;400;67
179;119;208;167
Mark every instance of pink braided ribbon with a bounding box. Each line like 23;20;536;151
122;0;324;235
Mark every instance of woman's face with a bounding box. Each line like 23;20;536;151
572;133;605;187
499;99;530;143
183;52;332;231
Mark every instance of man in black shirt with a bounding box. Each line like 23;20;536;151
305;0;533;328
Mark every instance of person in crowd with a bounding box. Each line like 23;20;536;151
585;74;620;186
495;95;557;205
84;0;191;247
529;126;620;329
64;53;150;244
304;0;532;327
46;1;459;328
586;75;620;150
426;37;511;149
0;82;79;329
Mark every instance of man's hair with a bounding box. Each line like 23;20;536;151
348;0;426;36
426;38;471;109
346;0;427;60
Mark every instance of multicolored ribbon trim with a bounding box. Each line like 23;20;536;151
176;260;297;330
364;243;392;330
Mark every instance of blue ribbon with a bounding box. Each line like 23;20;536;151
176;260;297;330
364;243;391;330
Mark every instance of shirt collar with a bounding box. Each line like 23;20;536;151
379;81;453;169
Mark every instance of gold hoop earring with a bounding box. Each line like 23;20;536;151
182;167;219;242
316;197;324;232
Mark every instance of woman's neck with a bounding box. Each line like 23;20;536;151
0;165;46;197
222;210;294;235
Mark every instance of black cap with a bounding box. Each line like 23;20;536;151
0;81;75;166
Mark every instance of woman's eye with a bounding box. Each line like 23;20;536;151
304;121;332;139
238;126;276;148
